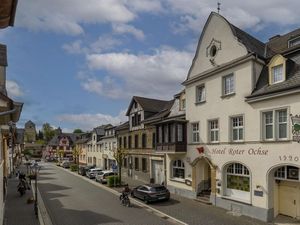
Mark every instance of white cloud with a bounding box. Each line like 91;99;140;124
165;0;300;33
16;0;135;35
6;80;24;98
57;109;127;131
62;40;87;54
124;0;163;13
112;24;145;41
84;47;193;99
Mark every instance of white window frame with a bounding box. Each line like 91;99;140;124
272;64;284;84
223;74;235;95
191;122;200;143
171;159;185;180
288;36;300;48
231;116;244;142
262;108;288;141
209;119;219;143
196;84;205;103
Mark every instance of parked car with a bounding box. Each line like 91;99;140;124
131;184;170;204
86;168;102;179
95;170;117;183
79;165;95;176
61;161;70;168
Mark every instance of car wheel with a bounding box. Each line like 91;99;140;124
131;192;135;198
143;197;149;204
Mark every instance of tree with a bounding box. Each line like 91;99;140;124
37;130;44;140
113;148;128;185
72;145;82;165
42;123;56;143
73;129;83;134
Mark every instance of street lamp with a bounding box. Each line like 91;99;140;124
31;162;41;218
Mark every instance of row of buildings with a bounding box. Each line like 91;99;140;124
0;1;23;224
45;12;300;222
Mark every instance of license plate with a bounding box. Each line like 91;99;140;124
158;197;165;200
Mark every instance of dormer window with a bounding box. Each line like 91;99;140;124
272;64;284;83
288;36;300;48
268;54;286;85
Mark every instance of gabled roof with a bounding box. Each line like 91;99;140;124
125;96;170;116
115;121;129;131
48;133;80;146
230;24;269;59
143;100;175;124
93;124;111;136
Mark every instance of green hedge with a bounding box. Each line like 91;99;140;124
107;176;120;187
70;164;78;172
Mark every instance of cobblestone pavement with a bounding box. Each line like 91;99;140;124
3;164;40;225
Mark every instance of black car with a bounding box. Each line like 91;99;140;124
78;165;95;176
131;184;170;204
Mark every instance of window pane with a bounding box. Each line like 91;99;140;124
279;124;287;139
239;128;243;140
266;125;273;139
272;65;283;83
233;129;238;141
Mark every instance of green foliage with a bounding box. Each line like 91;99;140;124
73;129;83;133
35;139;45;145
23;149;32;156
107;175;120;187
42;123;56;143
37;130;44;140
70;164;78;172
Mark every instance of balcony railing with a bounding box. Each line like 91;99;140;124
156;142;186;153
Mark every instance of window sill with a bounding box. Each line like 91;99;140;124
195;101;206;105
260;139;291;143
208;142;220;145
221;93;235;98
221;195;251;205
169;178;185;183
228;141;245;144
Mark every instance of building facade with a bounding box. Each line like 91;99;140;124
183;12;300;222
24;120;36;143
117;96;172;184
97;125;117;170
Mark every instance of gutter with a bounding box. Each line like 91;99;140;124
0;107;16;116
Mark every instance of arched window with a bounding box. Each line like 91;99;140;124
225;163;250;202
172;160;185;179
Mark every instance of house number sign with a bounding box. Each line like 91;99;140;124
279;155;299;162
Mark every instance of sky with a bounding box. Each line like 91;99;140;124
1;0;300;132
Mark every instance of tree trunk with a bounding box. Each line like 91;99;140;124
118;166;122;186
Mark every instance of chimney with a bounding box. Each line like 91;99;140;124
269;34;281;41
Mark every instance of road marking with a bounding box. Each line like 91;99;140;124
53;164;188;225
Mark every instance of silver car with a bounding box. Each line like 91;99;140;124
95;170;117;183
86;168;102;179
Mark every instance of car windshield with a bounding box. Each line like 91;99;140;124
150;186;166;192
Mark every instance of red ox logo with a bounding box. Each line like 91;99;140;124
197;147;204;154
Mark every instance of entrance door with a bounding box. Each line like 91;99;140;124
279;181;300;218
151;160;164;185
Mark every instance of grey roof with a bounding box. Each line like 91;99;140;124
247;59;300;99
48;133;80;146
115;121;129;131
230;24;267;59
143;100;175;124
125;96;170;116
0;44;7;66
93;124;111;136
267;28;300;54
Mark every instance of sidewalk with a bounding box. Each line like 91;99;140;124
3;165;40;225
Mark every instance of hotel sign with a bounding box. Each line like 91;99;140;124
291;114;300;143
207;147;268;156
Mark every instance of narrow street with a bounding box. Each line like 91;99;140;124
37;162;176;225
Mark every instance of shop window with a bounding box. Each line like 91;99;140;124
134;157;139;170
275;166;299;181
142;158;147;172
171;159;185;179
226;163;250;198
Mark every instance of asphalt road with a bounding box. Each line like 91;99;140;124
37;163;175;225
